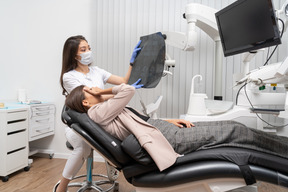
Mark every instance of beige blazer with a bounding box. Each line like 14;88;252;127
88;84;179;171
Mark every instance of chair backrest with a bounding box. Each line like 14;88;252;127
62;107;134;168
61;105;72;126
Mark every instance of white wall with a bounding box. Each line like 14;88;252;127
0;0;287;159
0;0;98;158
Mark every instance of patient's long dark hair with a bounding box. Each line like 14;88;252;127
65;85;87;113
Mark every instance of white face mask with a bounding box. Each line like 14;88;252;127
77;51;93;65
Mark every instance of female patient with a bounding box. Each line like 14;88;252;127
65;83;288;171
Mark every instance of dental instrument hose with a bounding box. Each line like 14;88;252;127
243;82;288;128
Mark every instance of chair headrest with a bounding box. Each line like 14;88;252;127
61;105;73;126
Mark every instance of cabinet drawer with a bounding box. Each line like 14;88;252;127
31;109;55;117
31;123;54;133
6;148;28;174
31;105;55;117
7;130;27;152
29;122;54;139
7;110;28;122
30;115;54;127
6;110;28;133
7;119;28;133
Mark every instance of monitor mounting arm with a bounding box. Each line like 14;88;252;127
163;3;219;51
163;3;223;100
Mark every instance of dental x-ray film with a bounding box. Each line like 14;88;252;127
128;32;165;88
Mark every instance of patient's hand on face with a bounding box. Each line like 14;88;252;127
165;119;194;128
83;86;114;101
84;86;102;96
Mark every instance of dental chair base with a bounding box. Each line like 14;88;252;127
63;108;288;192
135;178;258;192
58;142;119;192
66;174;118;192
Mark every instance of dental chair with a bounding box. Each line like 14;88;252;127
62;107;288;192
58;106;119;192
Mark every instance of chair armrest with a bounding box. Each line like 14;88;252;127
121;134;154;165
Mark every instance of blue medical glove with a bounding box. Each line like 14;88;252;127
130;40;142;65
131;78;144;89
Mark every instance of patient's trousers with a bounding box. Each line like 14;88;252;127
147;120;288;159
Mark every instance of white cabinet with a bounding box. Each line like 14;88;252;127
0;107;30;182
28;103;55;141
28;103;55;158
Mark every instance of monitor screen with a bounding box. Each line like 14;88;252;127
215;0;281;57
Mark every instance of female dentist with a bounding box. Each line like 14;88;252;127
56;35;141;192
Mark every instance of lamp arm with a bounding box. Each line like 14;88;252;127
162;3;219;52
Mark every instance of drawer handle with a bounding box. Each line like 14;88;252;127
35;107;50;111
8;110;27;114
8;118;26;124
36;127;51;132
35;118;50;123
35;112;50;116
8;129;26;135
7;147;26;155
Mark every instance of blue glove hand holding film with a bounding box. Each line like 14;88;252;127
131;78;144;89
130;40;142;65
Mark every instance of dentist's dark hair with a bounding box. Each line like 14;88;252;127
65;85;88;113
60;35;87;96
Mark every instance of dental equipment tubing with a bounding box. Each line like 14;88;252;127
236;56;288;119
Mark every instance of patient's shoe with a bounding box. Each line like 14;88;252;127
105;161;119;181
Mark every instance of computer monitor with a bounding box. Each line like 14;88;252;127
215;0;281;57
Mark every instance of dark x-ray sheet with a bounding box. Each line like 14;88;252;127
128;32;165;88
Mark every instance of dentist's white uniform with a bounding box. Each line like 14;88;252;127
62;66;111;179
